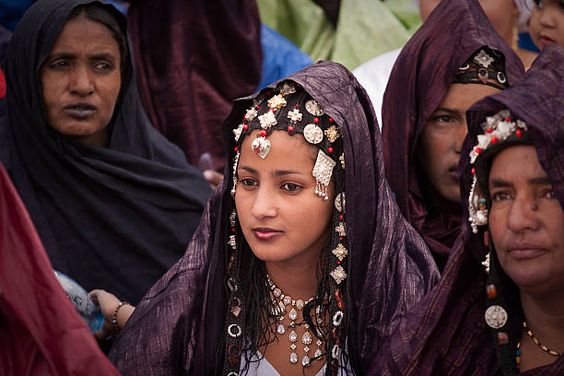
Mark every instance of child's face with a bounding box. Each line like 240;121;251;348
529;0;564;50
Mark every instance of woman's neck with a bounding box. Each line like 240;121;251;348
265;261;318;300
521;290;564;350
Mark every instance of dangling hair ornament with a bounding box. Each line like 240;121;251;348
230;151;240;197
468;110;528;233
312;150;336;200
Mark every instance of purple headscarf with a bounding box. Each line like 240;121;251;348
370;45;564;376
109;61;439;375
382;0;525;267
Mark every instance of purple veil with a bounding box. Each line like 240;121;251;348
382;0;525;267
370;46;564;375
109;61;439;375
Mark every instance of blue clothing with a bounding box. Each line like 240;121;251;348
258;24;312;90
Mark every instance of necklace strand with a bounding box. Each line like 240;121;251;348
523;321;562;357
266;275;323;367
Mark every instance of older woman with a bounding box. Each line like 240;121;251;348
0;0;211;305
370;45;564;375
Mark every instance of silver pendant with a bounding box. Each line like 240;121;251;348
484;305;508;329
303;123;324;144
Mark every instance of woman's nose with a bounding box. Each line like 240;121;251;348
250;187;278;219
69;66;94;97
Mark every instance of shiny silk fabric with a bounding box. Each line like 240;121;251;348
127;0;262;168
382;0;525;267
0;164;120;376
371;46;564;375
109;61;439;375
0;0;211;304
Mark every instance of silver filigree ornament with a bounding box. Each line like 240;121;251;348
468;177;489;234
245;107;258;121
287;108;303;122
231;151;240;196
305;99;324;116
251;136;271;159
334;193;345;212
303;124;324;145
474;49;495;68
312;150;336;200
484;305;508;329
330;265;347;284
258;111;278;130
482;252;491;274
267;94;287;110
279;82;297;96
332;243;348;262
233;123;243;142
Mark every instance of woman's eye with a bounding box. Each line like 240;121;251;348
49;60;70;69
430;114;457;126
491;191;511;202
94;62;114;72
542;189;555;199
281;183;302;192
239;178;257;188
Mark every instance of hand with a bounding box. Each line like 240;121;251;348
89;289;121;339
203;169;224;188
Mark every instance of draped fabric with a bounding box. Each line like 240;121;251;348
0;0;211;305
371;45;564;376
0;163;120;376
126;0;262;169
382;0;525;267
109;61;439;375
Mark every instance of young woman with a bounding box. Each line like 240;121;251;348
0;0;211;304
370;45;564;375
382;0;525;269
106;62;440;375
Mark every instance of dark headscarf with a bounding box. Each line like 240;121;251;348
127;0;262;169
371;45;564;376
0;0;211;304
382;0;525;267
109;61;439;375
0;163;120;376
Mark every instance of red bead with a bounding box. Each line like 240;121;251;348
516;129;522;138
471;167;476;175
328;147;334;153
294;104;299;109
233;146;239;152
243;124;249;131
339;236;344;241
287;126;295;133
329;117;334;123
339;214;344;221
486;284;497;299
486;128;493;133
337;261;341;265
314;117;319;124
255;105;260;109
475;147;482;154
505;117;512;122
490;137;498;144
259;130;267;137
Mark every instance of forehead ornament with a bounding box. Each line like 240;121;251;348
305;99;324;116
268;94;287;110
474;49;494;68
245;107;258;121
251;136;272;159
259;111;278;130
287;109;303;122
468;110;528;233
279;82;297;96
303;124;324;145
233;123;244;143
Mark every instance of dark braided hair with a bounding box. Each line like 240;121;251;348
221;82;351;375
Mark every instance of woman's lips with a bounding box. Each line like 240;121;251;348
63;103;97;119
508;246;547;260
253;228;283;241
539;35;556;50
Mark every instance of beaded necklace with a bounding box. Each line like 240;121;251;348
266;275;323;367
